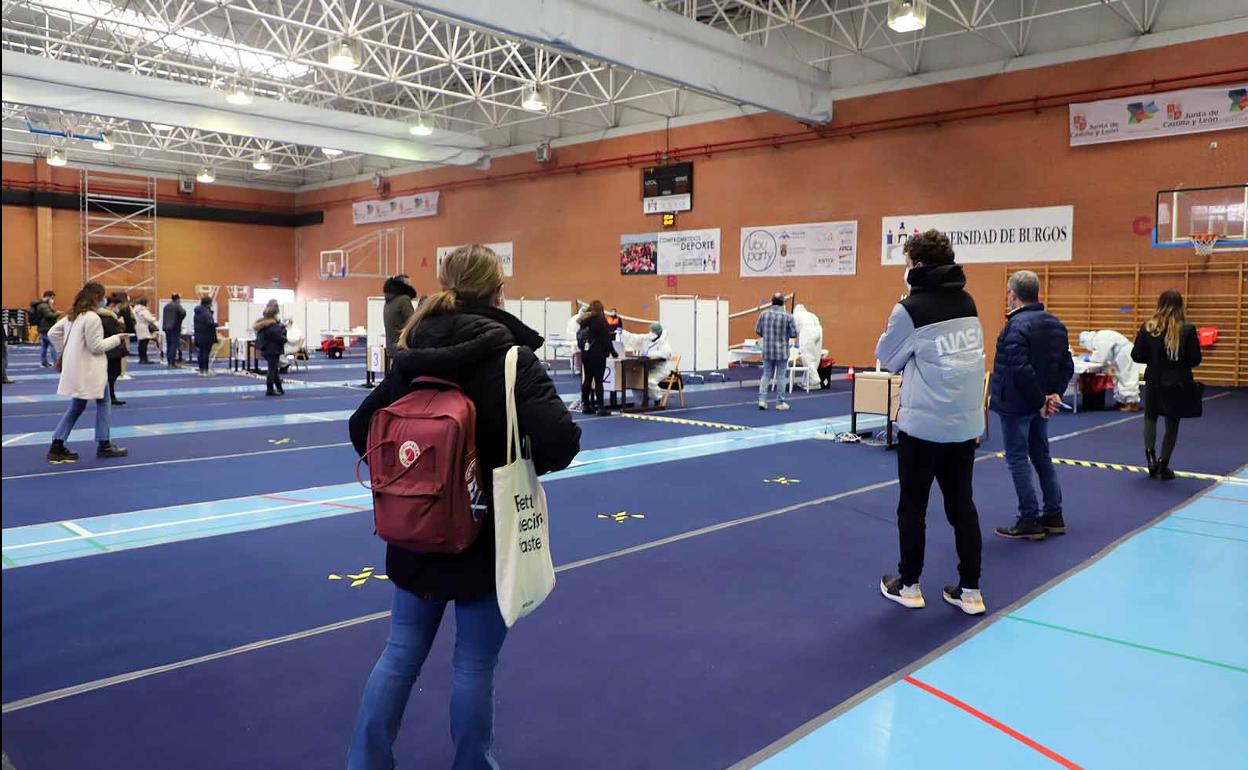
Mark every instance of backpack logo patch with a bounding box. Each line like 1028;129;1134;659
398;440;421;468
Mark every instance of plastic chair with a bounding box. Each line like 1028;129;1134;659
786;347;817;393
660;355;685;408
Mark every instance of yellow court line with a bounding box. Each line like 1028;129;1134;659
993;452;1243;483
618;412;749;431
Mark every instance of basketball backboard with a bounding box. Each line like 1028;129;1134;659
1154;184;1248;251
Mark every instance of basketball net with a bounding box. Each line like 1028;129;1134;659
227;285;251;301
194;284;220;302
1191;234;1219;258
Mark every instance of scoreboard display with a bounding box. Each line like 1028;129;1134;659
642;162;693;214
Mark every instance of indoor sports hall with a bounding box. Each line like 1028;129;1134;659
2;3;1246;770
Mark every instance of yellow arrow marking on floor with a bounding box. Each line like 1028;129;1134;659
618;413;748;431
764;476;801;485
596;511;646;524
992;452;1242;483
328;566;389;587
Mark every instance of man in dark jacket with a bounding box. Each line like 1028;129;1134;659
991;270;1075;541
254;308;288;396
162;294;186;367
382;275;417;355
30;290;59;367
192;297;218;374
99;294;130;405
875;230;987;616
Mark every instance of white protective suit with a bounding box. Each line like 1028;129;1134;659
622;329;676;402
284;320;305;363
1079;330;1140;404
792;304;824;389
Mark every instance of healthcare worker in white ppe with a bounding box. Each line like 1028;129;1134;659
621;323;676;403
792;303;824;390
1079;329;1141;410
282;316;305;371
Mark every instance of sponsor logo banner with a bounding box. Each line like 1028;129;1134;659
620;228;720;275
353;192;439;224
1070;84;1248;146
437;242;514;277
740;221;857;277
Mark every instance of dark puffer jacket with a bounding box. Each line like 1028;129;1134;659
349;304;581;601
382;277;417;353
254;317;288;357
30;299;59;334
98;308;130;360
162;300;186;334
989;303;1074;416
192;303;217;347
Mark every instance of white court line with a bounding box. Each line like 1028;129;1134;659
2;442;353;481
2;493;372;553
1;433;36;447
58;521;95;538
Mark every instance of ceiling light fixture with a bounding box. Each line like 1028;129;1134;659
92;130;114;150
151;122;175;132
252;155;272;171
521;83;549;112
887;0;927;32
321;147;344;157
196;167;215;183
327;38;360;71
408;116;433;137
46;148;67;167
225;83;254;105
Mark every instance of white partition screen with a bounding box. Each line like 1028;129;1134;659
659;298;697;372
305;299;332;351
330;301;351;332
367;297;386;347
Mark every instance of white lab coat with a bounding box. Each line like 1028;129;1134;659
284;322;305;359
133;304;157;341
1080;330;1140;404
792;304;824;388
49;313;123;400
634;331;675;401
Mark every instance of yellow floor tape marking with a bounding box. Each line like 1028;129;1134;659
596;511;646;524
619;413;748;431
268;438;294;445
328;566;389;587
992;452;1240;483
764;476;801;485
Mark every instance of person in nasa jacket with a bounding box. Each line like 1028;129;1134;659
874;229;987;618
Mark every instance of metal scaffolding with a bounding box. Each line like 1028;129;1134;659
81;170;157;301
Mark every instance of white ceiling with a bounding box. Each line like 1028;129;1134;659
2;0;1244;189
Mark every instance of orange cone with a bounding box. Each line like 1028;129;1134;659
847;366;855;381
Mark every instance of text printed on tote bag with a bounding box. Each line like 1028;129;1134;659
514;493;545;553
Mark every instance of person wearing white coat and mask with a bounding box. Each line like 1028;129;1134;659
282;316;305;371
792;303;823;390
637;323;675;403
1079;329;1141;410
45;281;129;464
132;297;160;363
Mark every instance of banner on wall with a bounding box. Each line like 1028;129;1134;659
619;228;720;276
880;206;1073;265
353;192;439;225
739;221;857;277
437;242;513;277
1069;84;1248;147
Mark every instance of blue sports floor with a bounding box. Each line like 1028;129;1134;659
2;344;1245;770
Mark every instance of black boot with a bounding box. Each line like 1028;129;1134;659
1158;459;1176;480
1145;449;1159;478
995;516;1047;541
97;441;128;459
47;440;79;464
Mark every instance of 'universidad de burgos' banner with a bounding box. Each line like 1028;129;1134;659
1069;84;1248;147
881;207;1073;265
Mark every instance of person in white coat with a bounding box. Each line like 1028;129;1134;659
283;316;305;370
565;309;585;376
792;303;824;389
1079;329;1141;410
46;281;129;463
132;297;161;364
622;323;675;403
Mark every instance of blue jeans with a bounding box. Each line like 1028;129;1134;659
52;397;111;443
40;333;55;366
999;412;1062;519
758;358;788;403
348;589;508;770
165;331;179;364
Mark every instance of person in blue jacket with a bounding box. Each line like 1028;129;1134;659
192;296;218;375
990;270;1074;541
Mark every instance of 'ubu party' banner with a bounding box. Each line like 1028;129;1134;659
1069;84;1248;147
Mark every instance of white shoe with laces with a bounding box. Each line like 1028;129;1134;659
880;574;925;609
942;585;986;615
776;401;791;411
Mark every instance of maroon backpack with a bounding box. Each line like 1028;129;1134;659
356;377;485;553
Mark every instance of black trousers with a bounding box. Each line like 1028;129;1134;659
138;339;150;362
265;353;283;393
107;358;122;402
196;342;213;372
896;431;982;589
581;354;606;411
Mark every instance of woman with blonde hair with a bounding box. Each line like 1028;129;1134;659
1131;289;1202;479
347;243;580;770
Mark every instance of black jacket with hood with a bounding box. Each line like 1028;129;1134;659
254;317;288;357
382;277;417;353
349;304;581;601
30;298;59;334
98;308;130;360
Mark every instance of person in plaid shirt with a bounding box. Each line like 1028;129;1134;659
755;294;798;411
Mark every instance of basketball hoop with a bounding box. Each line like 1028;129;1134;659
1190;233;1219;258
194;284;220;302
227;285;251;301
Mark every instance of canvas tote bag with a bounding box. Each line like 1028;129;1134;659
494;346;556;626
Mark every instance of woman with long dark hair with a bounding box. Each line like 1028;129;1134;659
578;300;617;415
1131;289;1202;479
45;281;129;463
254;300;287;396
347;244;580;769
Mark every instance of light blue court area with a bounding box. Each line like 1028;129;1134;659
753;478;1248;770
2;380;337;404
1;409;356;446
2;413;885;567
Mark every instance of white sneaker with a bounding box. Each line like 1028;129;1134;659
942;585;986;615
776;402;791;411
758;400;767;411
880;575;925;609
